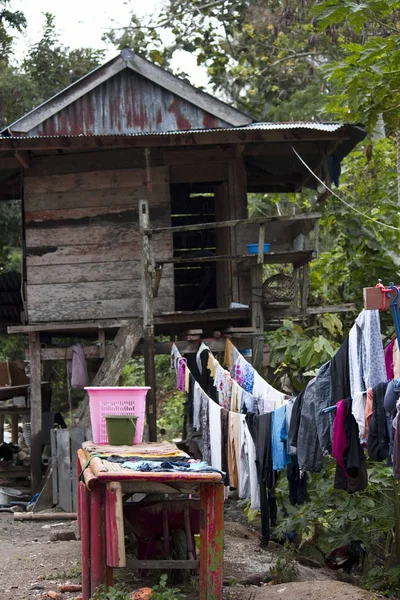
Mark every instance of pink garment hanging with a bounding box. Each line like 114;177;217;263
177;357;187;392
385;339;396;380
332;399;348;472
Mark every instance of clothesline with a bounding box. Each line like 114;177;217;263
170;307;400;547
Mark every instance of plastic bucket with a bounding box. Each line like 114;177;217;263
105;415;138;445
86;387;150;445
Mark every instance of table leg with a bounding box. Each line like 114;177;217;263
79;482;90;600
105;482;126;568
76;454;81;538
200;483;224;600
90;484;106;594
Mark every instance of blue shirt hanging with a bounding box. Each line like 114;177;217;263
272;404;291;471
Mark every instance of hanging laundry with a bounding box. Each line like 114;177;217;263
352;391;367;443
224;338;235;371
330;337;351;405
288;390;304;450
385;339;396;380
67;344;88;391
200;393;211;464
332;400;348;472
177;357;187;392
285;398;297;456
333;397;368;493
252;370;286;412
231;380;242;413
239;415;259;511
287;455;307;505
209;398;222;471
394;340;400;379
272;404;291;471
221;408;230;487
367;381;389;461
192;379;203;431
349;309;387;396
228;411;240;489
296;379;324;474
170;343;182;371
246;412;277;547
214;363;233;409
314;361;335;455
365;388;373;439
242;362;254;393
393;398;400;479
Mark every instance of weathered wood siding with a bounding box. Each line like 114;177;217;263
25;166;174;322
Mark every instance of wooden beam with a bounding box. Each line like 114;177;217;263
146;212;321;235
0;129;354;152
263;303;356;318
29;331;42;494
9;308;251;335
15;151;30;169
250;265;264;373
139;198;157;442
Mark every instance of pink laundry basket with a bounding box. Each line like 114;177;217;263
86;387;150;445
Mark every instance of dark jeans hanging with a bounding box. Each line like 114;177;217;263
287;454;308;506
246;412;277;547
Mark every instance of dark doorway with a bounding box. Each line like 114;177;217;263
171;184;217;311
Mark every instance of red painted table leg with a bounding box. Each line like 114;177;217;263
76;454;82;537
90;484;106;594
200;483;224;600
79;482;90;600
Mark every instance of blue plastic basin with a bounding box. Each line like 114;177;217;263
247;243;271;254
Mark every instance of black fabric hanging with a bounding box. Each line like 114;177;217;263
330;336;351;405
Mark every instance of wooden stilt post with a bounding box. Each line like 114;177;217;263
11;413;18;444
139;199;157;442
0;414;4;443
250;263;264;374
29;331;43;493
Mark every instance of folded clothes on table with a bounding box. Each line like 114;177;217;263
120;459;224;475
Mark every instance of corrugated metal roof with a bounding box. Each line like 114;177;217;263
2;49;252;136
1;121;363;139
28;69;230;137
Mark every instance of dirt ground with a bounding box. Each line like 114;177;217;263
0;512;377;600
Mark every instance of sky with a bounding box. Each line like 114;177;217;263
9;0;209;86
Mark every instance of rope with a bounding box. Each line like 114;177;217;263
292;146;400;233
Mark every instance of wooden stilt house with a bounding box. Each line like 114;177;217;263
0;49;365;491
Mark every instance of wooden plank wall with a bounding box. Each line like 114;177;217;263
24;155;174;322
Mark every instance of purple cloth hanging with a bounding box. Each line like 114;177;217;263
385;339;396;380
177;357;187;392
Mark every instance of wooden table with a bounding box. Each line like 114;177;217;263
76;443;224;600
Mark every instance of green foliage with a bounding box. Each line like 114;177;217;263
106;0;340;120
0;0;26;63
270;541;297;584
314;0;400;132
0;334;26;361
151;574;186;600
22;14;104;113
91;586;130;600
274;459;395;561
266;318;340;392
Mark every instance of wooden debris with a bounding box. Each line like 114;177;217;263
14;512;77;521
58;584;82;593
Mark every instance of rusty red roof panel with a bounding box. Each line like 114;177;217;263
30;70;230;137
